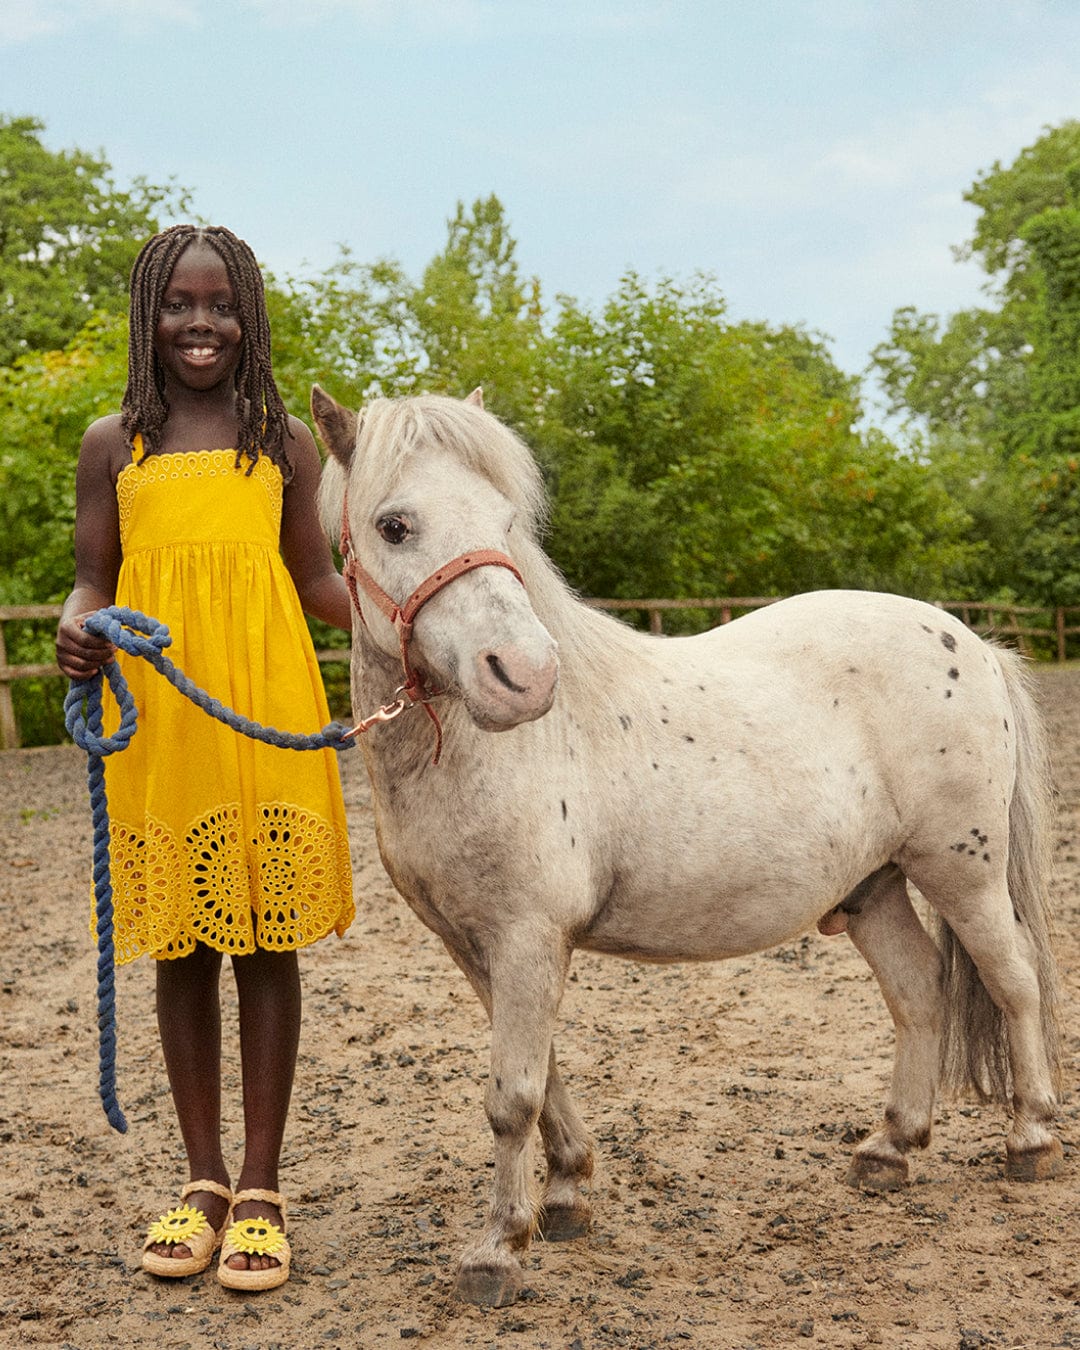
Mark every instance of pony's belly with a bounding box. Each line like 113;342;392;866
578;876;843;963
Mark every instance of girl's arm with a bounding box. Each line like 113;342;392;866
56;418;125;680
280;417;352;632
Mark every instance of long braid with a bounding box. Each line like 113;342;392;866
121;225;293;479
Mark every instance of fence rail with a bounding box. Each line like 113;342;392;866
5;598;1080;749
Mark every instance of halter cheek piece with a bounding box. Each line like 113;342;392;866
339;492;524;763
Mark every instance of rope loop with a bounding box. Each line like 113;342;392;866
69;607;356;1133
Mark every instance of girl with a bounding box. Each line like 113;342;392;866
56;224;355;1292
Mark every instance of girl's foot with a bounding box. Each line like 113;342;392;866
218;1188;292;1290
142;1179;232;1276
222;1195;285;1272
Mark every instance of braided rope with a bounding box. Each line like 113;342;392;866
64;607;355;1133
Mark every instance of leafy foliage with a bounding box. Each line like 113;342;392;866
0;116;188;365
870;121;1080;604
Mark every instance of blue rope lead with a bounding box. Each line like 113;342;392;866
64;606;355;1134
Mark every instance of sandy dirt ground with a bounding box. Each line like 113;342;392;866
0;665;1078;1350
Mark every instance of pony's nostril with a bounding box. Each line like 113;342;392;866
486;653;527;694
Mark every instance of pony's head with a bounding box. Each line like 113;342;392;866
313;386;559;733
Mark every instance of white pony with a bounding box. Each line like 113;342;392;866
313;386;1063;1308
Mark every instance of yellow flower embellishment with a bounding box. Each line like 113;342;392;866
147;1203;209;1246
227;1217;286;1256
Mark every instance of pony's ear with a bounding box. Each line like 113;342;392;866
465;387;484;410
310;385;359;467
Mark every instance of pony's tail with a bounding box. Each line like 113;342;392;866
936;647;1062;1102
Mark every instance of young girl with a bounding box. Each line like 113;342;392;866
55;224;355;1292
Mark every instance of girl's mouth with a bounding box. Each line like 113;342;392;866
180;346;221;364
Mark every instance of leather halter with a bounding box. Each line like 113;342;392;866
339;493;524;763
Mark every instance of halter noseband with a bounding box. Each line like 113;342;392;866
340;493;524;763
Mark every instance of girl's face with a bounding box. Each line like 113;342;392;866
154;242;243;393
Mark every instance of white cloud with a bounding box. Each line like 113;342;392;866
1;0;200;46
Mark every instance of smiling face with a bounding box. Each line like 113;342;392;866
153;241;243;393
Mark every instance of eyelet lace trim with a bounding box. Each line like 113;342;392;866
117;451;281;538
97;803;354;962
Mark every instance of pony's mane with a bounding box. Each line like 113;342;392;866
318;394;656;703
353;396;549;539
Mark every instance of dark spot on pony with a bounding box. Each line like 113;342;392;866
939;747;947;754
561;800;568;821
618;714;632;731
833;698;840;708
941;632;957;652
652;762;660;771
684;734;695;743
921;624;933;634
948;667;960;680
945;690;953;699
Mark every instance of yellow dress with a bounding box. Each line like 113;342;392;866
100;441;355;963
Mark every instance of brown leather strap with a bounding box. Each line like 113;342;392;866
340;494;526;765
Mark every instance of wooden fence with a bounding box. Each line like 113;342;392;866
5;598;1080;750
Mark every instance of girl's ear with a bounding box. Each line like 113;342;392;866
465;387;484;409
310;385;359;467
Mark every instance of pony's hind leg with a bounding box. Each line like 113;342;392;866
537;1044;594;1240
934;889;1063;1181
843;866;945;1192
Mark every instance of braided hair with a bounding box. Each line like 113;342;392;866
121;224;293;478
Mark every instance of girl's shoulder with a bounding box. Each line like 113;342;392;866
80;414;132;483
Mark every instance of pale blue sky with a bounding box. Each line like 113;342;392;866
3;0;1080;385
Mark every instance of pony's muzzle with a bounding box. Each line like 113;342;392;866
467;639;559;730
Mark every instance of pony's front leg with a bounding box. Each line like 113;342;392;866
538;1044;595;1240
843;868;945;1191
454;931;570;1307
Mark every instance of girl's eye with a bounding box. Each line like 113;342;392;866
377;516;409;545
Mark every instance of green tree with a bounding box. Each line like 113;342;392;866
870;122;1080;603
872;122;1080;455
0;313;127;604
408;196;547;423
542;273;975;609
0;115;188;365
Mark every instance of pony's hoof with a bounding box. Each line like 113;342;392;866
847;1151;908;1192
454;1262;523;1307
539;1202;591;1242
1005;1138;1064;1182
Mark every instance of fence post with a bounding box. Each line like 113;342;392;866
0;618;17;750
1057;607;1067;663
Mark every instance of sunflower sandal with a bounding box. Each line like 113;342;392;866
141;1179;233;1277
217;1188;291;1292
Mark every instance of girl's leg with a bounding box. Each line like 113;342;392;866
149;943;231;1259
223;946;301;1273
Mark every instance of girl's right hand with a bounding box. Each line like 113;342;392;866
56;611;116;682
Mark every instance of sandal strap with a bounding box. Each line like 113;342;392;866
230;1188;286;1220
180;1179;233;1206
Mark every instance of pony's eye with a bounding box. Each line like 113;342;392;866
377;516;409;545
